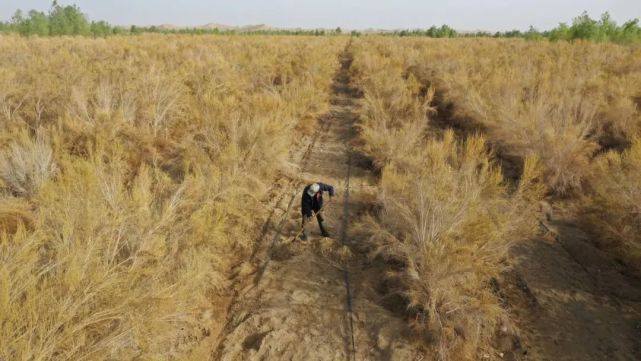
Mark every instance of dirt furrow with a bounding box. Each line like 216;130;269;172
210;47;422;361
208;93;332;360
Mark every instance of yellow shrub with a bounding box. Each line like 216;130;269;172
353;37;641;195
352;39;544;360
581;139;641;269
0;35;343;360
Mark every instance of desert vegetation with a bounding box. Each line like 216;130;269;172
349;35;641;359
580;140;641;271
350;38;545;360
2;5;641;358
402;38;641;194
396;37;641;268
0;34;342;360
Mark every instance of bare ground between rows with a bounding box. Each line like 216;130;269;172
503;219;641;361
209;50;423;361
419;72;641;361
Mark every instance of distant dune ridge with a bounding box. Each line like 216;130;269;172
122;22;487;34
148;23;490;34
153;23;274;31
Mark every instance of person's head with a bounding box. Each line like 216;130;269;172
307;183;320;197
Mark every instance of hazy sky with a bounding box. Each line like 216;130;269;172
1;0;640;31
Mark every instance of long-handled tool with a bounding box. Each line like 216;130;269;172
289;197;334;242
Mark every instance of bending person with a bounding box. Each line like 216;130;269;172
300;182;335;240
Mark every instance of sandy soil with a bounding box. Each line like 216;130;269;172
209;48;423;361
502;215;641;361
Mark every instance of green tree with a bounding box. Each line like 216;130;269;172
549;22;570;41
11;9;49;36
619;19;641;43
10;9;24;33
25;10;50;35
569;11;599;40
426;26;438;37
11;9;24;24
439;24;457;37
524;25;543;40
49;2;90;35
546;12;641;43
90;20;112;36
599;12;617;41
0;21;13;33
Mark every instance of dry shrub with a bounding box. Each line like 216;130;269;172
353;46;434;169
364;132;542;360
351;40;544;360
1;156;209;360
352;37;641;304
0;197;33;234
430;42;602;194
580;139;641;270
358;96;428;169
0;129;57;197
295;114;318;136
0;35;343;360
354;37;641;195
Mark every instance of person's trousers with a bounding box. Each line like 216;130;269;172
302;213;328;238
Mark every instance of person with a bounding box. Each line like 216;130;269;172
300;182;335;240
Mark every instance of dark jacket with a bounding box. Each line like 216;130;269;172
301;182;335;217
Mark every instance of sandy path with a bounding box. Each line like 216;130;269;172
210;47;422;361
503;217;641;361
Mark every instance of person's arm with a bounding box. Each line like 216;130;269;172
318;183;335;197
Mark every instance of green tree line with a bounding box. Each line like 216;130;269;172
1;3;640;44
546;12;641;43
461;12;641;43
389;25;457;38
0;2;346;37
390;13;641;43
0;1;122;36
